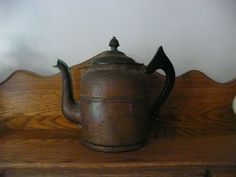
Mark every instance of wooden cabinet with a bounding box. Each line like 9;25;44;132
0;61;235;176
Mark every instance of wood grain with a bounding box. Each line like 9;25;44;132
0;60;235;138
0;130;235;168
0;130;235;176
0;61;90;130
0;59;235;176
207;166;236;177
3;166;206;177
149;70;236;138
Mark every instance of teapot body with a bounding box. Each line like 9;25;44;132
55;37;175;152
80;64;150;152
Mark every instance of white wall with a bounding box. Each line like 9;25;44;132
0;0;236;82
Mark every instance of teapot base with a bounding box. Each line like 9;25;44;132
80;139;146;152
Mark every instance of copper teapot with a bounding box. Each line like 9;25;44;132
55;37;175;152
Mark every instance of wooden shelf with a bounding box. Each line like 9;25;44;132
0;129;235;167
0;129;235;176
0;60;235;176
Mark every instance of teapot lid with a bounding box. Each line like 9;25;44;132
92;37;136;65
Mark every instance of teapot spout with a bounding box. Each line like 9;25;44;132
54;59;81;125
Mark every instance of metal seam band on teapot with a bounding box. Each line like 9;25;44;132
80;95;148;102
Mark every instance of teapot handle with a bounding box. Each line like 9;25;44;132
146;46;175;117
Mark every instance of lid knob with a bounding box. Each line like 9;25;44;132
109;36;119;51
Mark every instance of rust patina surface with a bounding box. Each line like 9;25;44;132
55;37;175;152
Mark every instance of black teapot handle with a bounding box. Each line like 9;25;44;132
145;46;175;117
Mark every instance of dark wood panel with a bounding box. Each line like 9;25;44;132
3;166;206;177
0;169;6;177
208;166;236;177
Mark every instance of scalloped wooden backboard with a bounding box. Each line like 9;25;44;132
0;59;235;138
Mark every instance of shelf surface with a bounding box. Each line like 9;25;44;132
0;129;235;169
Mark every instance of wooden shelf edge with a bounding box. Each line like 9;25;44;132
1;162;236;169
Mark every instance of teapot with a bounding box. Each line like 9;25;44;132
55;37;175;152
